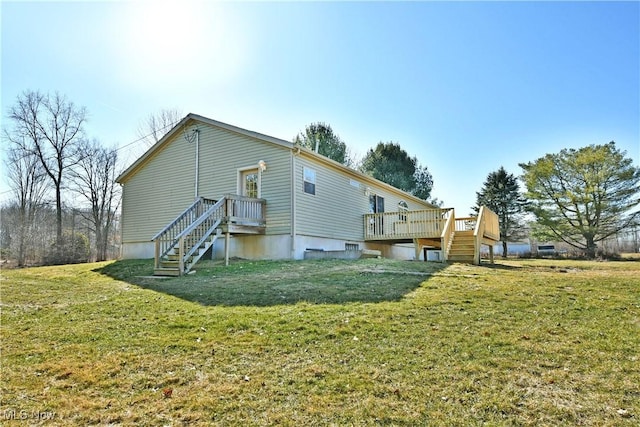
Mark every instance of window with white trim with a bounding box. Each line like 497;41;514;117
303;167;316;195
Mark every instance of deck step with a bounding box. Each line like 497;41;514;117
445;230;479;264
448;255;475;263
154;267;180;277
160;260;180;267
450;250;474;256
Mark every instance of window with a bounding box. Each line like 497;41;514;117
398;200;408;221
303;167;316;195
240;168;260;198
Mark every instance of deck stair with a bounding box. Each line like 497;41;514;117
153;197;225;276
365;205;500;265
447;230;476;263
152;195;266;276
155;228;222;276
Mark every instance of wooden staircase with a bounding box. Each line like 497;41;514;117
447;230;476;263
152;195;266;276
154;228;222;276
153;197;225;276
408;207;500;265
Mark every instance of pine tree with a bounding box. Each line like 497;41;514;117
473;167;528;257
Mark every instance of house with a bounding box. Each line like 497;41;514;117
116;114;500;275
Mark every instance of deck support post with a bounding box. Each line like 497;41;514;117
413;239;422;261
489;244;494;264
224;231;230;266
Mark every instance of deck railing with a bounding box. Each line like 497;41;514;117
455;217;476;231
364;208;453;240
224;194;266;226
440;208;456;261
473;206;500;264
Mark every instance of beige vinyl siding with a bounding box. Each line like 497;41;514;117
295;153;433;241
121;132;196;243
121;122;292;244
295;156;368;241
196;126;291;235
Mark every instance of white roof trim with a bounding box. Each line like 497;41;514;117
116;114;295;183
116;113;436;209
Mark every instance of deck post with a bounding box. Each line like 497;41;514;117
178;236;185;276
413;239;421;261
489;244;495;264
224;231;230;266
154;239;160;269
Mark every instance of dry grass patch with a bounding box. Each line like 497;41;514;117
1;258;638;425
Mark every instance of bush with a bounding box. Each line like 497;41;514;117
0;247;12;260
44;231;90;265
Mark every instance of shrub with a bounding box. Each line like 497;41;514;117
44;231;90;265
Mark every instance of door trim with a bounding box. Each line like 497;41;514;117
237;165;262;198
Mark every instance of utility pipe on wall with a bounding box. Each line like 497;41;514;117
194;129;200;198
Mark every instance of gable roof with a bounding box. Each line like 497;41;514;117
116;113;294;183
116;113;437;209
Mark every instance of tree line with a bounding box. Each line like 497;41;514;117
1;91;184;267
2;91;638;265
1;91;122;266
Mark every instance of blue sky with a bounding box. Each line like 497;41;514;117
2;1;639;212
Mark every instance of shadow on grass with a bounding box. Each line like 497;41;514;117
95;258;448;307
480;262;523;270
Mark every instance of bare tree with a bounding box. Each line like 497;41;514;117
136;108;183;147
3;145;49;266
72;139;121;261
6;90;87;252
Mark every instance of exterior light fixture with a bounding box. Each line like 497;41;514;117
258;160;267;171
365;187;371;197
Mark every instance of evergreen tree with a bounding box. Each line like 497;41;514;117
294;122;352;166
360;142;435;202
473;167;528;257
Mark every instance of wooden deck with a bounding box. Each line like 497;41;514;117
364;206;500;264
364;208;454;243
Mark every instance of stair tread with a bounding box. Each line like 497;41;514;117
154;268;180;277
157;209;224;275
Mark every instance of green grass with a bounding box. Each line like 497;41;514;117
1;258;638;425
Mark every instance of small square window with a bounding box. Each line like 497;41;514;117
303;167;316;195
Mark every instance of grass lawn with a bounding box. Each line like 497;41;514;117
1;258;638;426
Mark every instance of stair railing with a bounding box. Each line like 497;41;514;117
473;207;486;265
440;208;455;261
152;197;218;269
473;206;500;264
175;198;226;273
